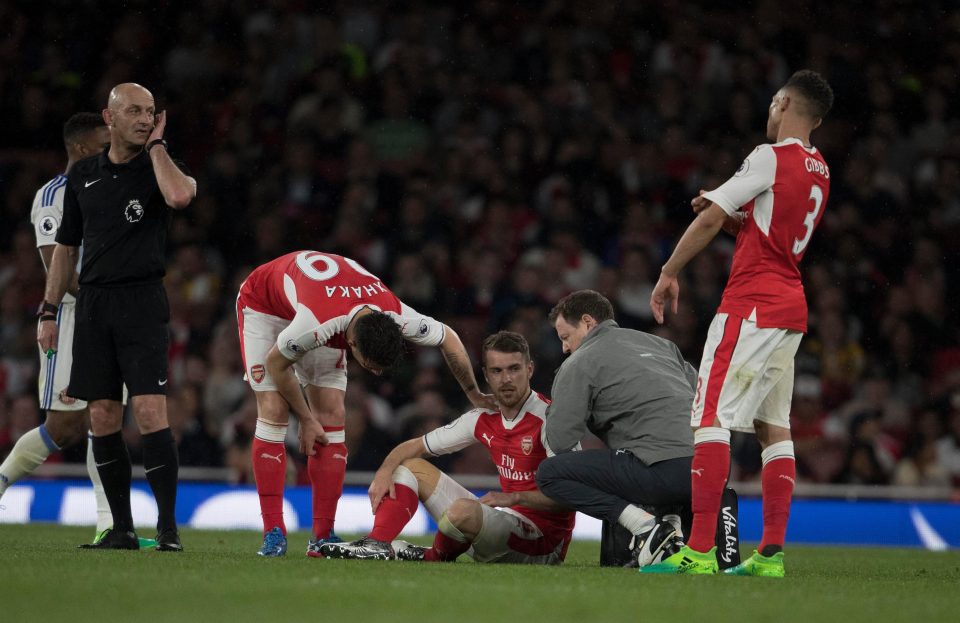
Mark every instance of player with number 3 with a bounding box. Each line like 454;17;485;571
236;251;495;557
644;70;834;576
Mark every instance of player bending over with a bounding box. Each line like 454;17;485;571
237;251;494;557
320;331;575;563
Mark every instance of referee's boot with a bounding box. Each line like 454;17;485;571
78;527;140;550
155;529;184;552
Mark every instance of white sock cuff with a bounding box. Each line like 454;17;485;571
694;427;731;446
255;419;288;443
438;513;468;543
617;504;656;536
761;440;795;465
662;514;682;532
392;464;419;494
324;429;346;443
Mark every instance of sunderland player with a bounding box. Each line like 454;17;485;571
0;113;155;547
237;251;495;557
643;70;834;576
320;331;575;563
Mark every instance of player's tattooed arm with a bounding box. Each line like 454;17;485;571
439;325;497;410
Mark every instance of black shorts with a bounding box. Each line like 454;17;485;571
69;283;170;401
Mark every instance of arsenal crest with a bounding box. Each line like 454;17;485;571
521;435;533;455
251;364;265;384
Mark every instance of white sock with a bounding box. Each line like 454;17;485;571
662;513;682;534
255;419;288;443
0;426;58;497
86;432;113;532
437;513;468;543
618;504;656;536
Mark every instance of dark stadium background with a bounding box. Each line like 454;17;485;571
1;0;958;496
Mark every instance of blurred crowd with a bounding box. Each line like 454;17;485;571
1;0;959;489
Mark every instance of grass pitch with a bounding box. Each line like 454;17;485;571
1;525;958;623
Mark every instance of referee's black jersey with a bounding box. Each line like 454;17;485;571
56;149;190;287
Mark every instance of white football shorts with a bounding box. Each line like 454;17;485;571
37;301;86;411
691;312;802;432
238;306;347;392
425;472;564;565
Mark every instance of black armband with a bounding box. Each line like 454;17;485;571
36;301;59;318
146;139;168;154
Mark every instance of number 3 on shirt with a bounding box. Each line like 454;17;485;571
792;185;824;256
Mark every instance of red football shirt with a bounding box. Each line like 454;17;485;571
703;138;831;332
422;390;576;548
238;251;445;359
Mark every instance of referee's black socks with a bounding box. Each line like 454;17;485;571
142;428;180;534
92;431;134;533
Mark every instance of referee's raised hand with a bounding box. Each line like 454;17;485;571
148;110;166;143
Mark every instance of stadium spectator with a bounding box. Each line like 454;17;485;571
937;406;960;486
0;2;958;498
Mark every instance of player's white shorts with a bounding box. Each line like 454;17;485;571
238;307;347;392
424;472;565;565
37;301;86;412
691;312;803;432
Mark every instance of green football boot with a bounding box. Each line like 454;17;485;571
639;545;719;574
138;536;158;549
723;550;785;577
92;528;157;549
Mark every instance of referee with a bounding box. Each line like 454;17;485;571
38;83;197;551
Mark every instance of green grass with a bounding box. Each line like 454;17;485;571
1;525;959;623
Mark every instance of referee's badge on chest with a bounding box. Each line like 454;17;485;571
125;198;144;223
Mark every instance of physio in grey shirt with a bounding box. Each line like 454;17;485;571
537;290;695;565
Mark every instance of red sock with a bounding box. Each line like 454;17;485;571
687;428;731;553
369;483;419;542
252;437;287;535
759;441;795;553
308;426;346;539
423;531;470;562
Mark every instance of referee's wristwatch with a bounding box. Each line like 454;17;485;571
146;138;168;154
37;301;58;321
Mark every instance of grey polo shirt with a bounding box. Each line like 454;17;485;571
545;320;696;465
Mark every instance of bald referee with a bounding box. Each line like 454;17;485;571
38;83;197;551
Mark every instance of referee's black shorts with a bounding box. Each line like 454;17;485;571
69;283;170;401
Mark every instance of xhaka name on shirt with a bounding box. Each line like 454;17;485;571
324;281;389;298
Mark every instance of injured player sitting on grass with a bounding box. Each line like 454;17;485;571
320;331;577;563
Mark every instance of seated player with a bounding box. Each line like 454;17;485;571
320;331;576;563
237;251;494;557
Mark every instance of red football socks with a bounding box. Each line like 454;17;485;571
687;427;731;553
369;483;419;542
252;435;287;535
308;426;347;539
759;441;796;554
424;530;470;562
